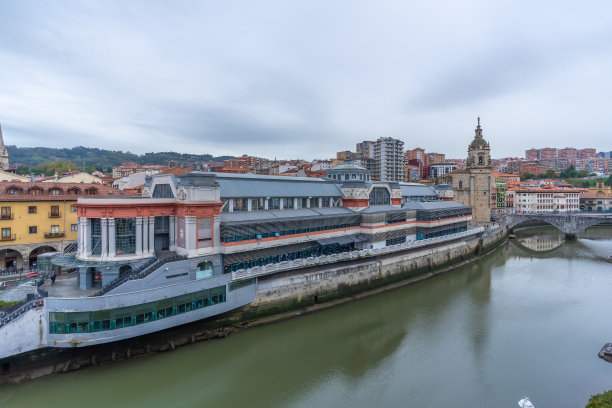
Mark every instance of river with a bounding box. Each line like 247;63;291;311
1;226;612;407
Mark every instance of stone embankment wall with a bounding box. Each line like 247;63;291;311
246;226;507;316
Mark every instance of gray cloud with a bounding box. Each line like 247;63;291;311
1;0;612;160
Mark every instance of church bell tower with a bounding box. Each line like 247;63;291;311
0;124;9;171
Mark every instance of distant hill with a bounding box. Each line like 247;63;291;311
6;146;233;170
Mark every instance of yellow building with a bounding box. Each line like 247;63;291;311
0;181;119;269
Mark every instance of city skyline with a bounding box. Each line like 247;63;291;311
1;1;612;160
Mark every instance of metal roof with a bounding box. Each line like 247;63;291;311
402;200;468;211
359;205;407;214
216;177;342;198
400;184;437;198
220;207;357;224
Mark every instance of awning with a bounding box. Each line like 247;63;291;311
317;234;368;247
223;241;320;264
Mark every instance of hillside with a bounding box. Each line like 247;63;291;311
6;146;233;170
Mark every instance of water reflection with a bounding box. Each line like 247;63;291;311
513;226;565;252
3;227;612;408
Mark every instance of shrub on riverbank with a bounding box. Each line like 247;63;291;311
586;390;612;407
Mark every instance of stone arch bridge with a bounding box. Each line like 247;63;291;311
498;213;612;235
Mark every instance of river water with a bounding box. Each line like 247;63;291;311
1;227;612;408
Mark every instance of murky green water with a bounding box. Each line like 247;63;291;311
1;227;612;408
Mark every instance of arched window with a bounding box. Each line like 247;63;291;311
478;154;484;165
369;187;390;206
196;261;214;279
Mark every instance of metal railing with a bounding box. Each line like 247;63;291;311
0;214;13;220
231;227;485;281
0;279;48;330
92;253;185;296
44;232;65;238
48;211;61;218
0;234;16;241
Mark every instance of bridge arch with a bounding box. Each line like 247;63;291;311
505;214;612;235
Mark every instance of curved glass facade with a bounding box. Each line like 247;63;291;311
49;286;226;334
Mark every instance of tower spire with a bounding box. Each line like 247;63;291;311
0;123;9;170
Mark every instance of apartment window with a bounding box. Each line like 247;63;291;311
29;226;37;234
30;188;41;195
50;205;60;217
0;207;11;219
51;189;60;196
29;206;37;214
71;224;78;232
2;228;12;240
70;205;77;213
8;188;19;195
51;225;60;234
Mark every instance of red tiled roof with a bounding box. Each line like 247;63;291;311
0;181;136;201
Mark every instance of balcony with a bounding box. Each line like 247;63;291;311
1;234;16;241
0;214;13;220
48;211;62;218
44;232;65;239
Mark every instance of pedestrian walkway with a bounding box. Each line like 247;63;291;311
44;274;101;298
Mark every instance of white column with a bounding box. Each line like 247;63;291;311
108;218;116;258
279;199;284;210
85;218;92;256
77;217;83;256
142;217;149;254
318;197;323;208
185;216;197;251
247;200;252;212
135;217;143;256
265;198;269;210
213;215;221;248
307;198;311;208
100;218;109;258
294;199;298;210
168;215;176;248
148;216;155;254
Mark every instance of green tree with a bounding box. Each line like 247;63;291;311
35;161;78;176
521;172;536;181
542;168;557;178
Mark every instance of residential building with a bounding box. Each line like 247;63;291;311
580;191;612;213
373;137;404;182
0;181;125;269
512;187;582;213
429;162;457;179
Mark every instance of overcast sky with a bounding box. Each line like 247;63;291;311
1;1;611;160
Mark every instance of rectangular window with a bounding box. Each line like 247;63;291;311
115;218;136;255
0;206;11;219
269;197;281;210
251;198;265;211
232;198;248;212
50;205;60;217
51;189;60;196
29;226;37;234
51;225;60;234
70;205;77;213
28;206;37;214
283;198;294;209
2;228;12;239
71;224;78;232
197;218;212;248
